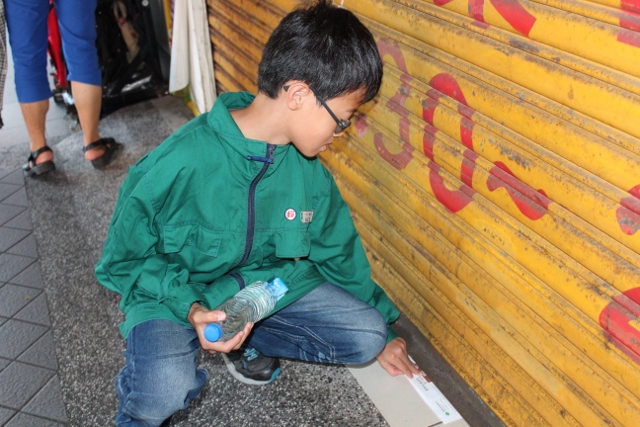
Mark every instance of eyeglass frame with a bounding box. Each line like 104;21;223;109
283;85;352;134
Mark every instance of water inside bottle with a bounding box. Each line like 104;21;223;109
206;279;289;342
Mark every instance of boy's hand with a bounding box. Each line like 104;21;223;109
188;302;253;355
376;337;422;378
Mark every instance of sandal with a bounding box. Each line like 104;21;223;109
83;137;122;169
23;146;56;177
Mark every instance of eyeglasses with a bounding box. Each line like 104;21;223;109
284;85;351;134
309;88;351;134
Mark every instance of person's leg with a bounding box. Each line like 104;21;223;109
56;0;116;161
20;100;50;161
5;0;54;165
246;282;388;365
70;81;102;158
115;320;208;427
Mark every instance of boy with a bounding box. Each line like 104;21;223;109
96;1;420;425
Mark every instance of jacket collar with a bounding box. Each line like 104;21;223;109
206;92;293;175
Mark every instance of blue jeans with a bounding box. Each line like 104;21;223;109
115;283;388;426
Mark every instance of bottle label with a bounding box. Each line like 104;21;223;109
269;278;289;300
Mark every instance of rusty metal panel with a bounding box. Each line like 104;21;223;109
207;0;289;92
208;0;640;425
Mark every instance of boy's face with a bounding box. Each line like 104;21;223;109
290;89;364;158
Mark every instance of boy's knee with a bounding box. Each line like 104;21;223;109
351;334;387;365
347;311;388;364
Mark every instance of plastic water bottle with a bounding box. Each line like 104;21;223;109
204;278;289;342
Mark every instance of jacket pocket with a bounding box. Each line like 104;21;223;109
161;224;221;257
275;230;310;258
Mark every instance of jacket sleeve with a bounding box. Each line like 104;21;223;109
95;165;239;323
307;174;400;342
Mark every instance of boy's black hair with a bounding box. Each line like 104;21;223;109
257;0;383;103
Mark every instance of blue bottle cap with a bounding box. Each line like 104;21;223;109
204;323;222;342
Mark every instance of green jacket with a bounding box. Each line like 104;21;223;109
95;91;400;341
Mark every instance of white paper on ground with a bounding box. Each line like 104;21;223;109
407;368;462;425
349;358;468;427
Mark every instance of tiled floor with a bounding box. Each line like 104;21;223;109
0;43;70;427
0;168;68;427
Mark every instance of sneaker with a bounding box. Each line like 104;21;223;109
221;347;281;385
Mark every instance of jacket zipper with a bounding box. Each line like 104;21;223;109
234;144;276;287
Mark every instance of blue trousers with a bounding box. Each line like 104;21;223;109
4;0;101;103
114;282;388;426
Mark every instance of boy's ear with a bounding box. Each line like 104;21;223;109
283;81;311;110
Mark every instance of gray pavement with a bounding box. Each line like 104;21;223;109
0;167;68;427
0;39;71;427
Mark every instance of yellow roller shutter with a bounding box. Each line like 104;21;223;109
207;0;640;425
